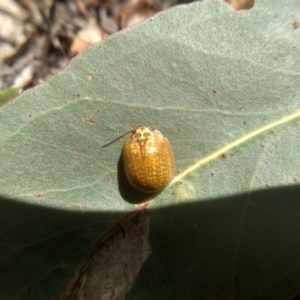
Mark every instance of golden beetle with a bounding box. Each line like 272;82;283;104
123;126;175;193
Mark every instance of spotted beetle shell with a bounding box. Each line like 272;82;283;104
123;126;175;193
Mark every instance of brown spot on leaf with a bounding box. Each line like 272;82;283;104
293;19;300;29
82;117;97;124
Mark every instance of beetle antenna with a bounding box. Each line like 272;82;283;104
102;128;135;148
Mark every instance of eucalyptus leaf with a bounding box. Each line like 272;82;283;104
1;0;300;299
